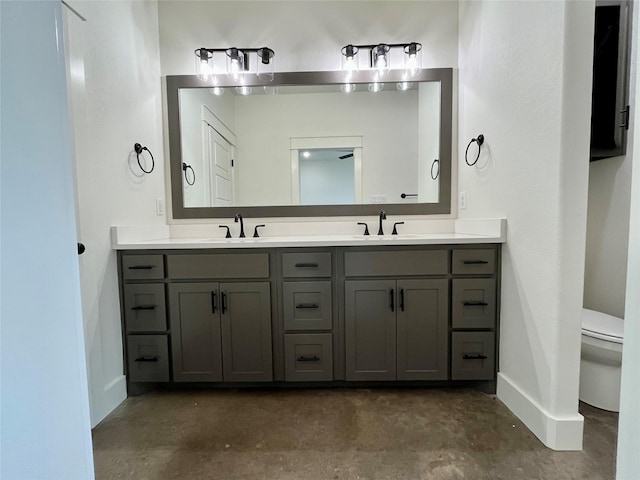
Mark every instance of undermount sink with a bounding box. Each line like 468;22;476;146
351;234;423;240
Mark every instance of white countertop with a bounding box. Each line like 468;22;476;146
111;219;506;250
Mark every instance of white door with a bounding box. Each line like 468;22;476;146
205;123;234;206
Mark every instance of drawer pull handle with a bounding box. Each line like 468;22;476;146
128;265;155;270
297;355;320;362
295;303;319;309
131;305;156;311
295;263;319;268
463;354;488;360
463;301;489;306
463;260;489;265
134;356;159;362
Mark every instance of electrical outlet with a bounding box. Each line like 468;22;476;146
156;198;165;216
460;191;467;210
369;195;387;204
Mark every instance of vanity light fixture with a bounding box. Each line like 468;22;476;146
368;82;384;93
236;86;253;96
209;87;225;96
396;81;413;91
340;83;357;93
194;46;275;83
340;42;422;79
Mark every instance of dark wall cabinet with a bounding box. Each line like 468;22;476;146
118;244;500;390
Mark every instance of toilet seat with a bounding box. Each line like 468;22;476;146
581;308;624;344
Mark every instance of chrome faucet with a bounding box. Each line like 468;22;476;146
234;214;245;238
378;211;386;235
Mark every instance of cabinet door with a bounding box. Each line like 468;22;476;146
396;279;449;380
168;283;223;382
220;282;273;382
345;280;396;381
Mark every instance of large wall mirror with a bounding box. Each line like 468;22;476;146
166;68;452;218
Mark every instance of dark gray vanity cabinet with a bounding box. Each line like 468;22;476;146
166;253;273;383
169;282;223;382
343;249;449;382
121;254;170;383
280;250;335;382
450;249;498;380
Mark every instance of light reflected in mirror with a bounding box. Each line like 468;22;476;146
178;82;440;208
167;69;452;218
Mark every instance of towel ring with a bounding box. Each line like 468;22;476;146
465;134;485;166
134;143;155;174
431;159;440;180
182;163;195;186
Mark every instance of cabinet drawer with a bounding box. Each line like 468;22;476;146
452;249;496;275
283;281;332;331
284;333;333;381
127;335;170;382
124;284;167;332
451;279;496;329
451;332;495;380
166;253;269;279
344;250;448;277
122;255;164;280
282;252;332;278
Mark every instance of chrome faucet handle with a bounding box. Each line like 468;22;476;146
392;222;404;235
253;225;265;238
219;225;231;238
357;222;370;236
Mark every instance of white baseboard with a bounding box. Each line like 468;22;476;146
90;375;127;428
497;373;584;450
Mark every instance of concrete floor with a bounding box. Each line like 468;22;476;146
92;388;618;480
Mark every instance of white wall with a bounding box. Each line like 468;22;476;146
458;1;594;450
158;1;459;76
64;0;166;427
616;2;640;476
233;90;418;205
583;153;632;318
0;1;94;477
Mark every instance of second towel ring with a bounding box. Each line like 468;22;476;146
465;134;485;166
182;163;195;185
134;143;155;174
431;159;440;180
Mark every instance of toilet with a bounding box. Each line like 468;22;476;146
580;308;624;412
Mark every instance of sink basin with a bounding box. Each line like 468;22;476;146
351;234;422;240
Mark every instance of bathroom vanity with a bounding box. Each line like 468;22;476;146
114;228;503;393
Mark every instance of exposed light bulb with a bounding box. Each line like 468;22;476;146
340;83;356;93
302;151;311;158
368;82;384;93
236;86;252;96
230;58;241;81
209;87;225;96
396;82;413;91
